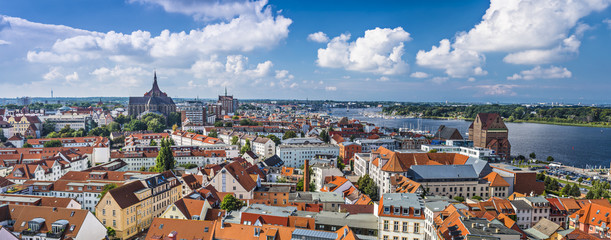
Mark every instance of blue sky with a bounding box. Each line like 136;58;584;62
0;0;610;103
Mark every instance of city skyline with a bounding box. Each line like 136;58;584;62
0;0;610;103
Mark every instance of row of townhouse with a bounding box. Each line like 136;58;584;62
23;170;158;212
0;115;41;138
0;145;110;165
124;132;169;146
170;130;224;147
424;196;611;240
27;136;110;148
217;130;276;158
5;151;89;184
206;125;289;139
110;149;227;171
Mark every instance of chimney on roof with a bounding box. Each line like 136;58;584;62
168;231;177;240
303;159;310;192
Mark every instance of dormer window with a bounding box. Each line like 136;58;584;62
414;209;421;216
384;207;390;214
394;208;400;215
403;208;409;215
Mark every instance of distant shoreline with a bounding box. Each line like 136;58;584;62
378;114;611;129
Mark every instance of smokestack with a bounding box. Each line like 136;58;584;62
304;159;310;192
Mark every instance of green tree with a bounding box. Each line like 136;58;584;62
453;196;465;202
147;118;165;133
570;184;581;197
224;122;233;127
168;112;181;127
577;177;584;185
124;119;147;131
220;194;244;211
214;121;224;127
23;143;33;148
547;156;554;162
150;139;157;146
88;127;110;137
336;156;345;170
139;166;146;171
115;114;129;125
208;130;218;138
43;140;62;148
231;136;239;145
529;152;536;159
240;139;251;154
155;139;175;172
560;184;571;196
472;195;483;201
42;121;56;136
108;122;121;132
357;174;379;200
320;130;329;143
283;131;297;140
296;178;316;192
350;160;354;172
106;227;116;238
349;135;356;142
266;134;281;145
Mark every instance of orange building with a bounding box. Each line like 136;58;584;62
253;186;291;206
339;142;361;164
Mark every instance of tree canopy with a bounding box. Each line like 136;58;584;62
220;194;244;211
357;174;379;201
283;131;297;140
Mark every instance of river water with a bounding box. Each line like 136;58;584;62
331;108;611;168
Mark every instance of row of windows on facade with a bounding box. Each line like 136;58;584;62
383;220;420;233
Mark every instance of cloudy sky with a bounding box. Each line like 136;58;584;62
0;0;610;103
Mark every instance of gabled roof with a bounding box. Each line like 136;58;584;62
146;218;214;240
569;203;611;228
173;198;206;219
483;172;510;187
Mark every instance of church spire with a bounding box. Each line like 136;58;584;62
144;70;167;97
224;86;227;96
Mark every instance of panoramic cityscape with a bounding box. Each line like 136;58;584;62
0;0;611;240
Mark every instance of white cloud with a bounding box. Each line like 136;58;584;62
275;70;294;80
467;77;476;82
190;55;296;89
416;39;486;78
0;39;9;45
416;0;610;76
410;72;429;78
503;35;581;64
17;0;291;66
477;84;520;96
128;0;269;21
605;19;611;28
453;0;609;52
307;32;329;43
90;65;150;87
65;72;79;82
507;66;572;80
325;86;337;91
460;84;521;96
317;27;411;75
43;67;64;81
431;77;449;84
376;76;390;82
